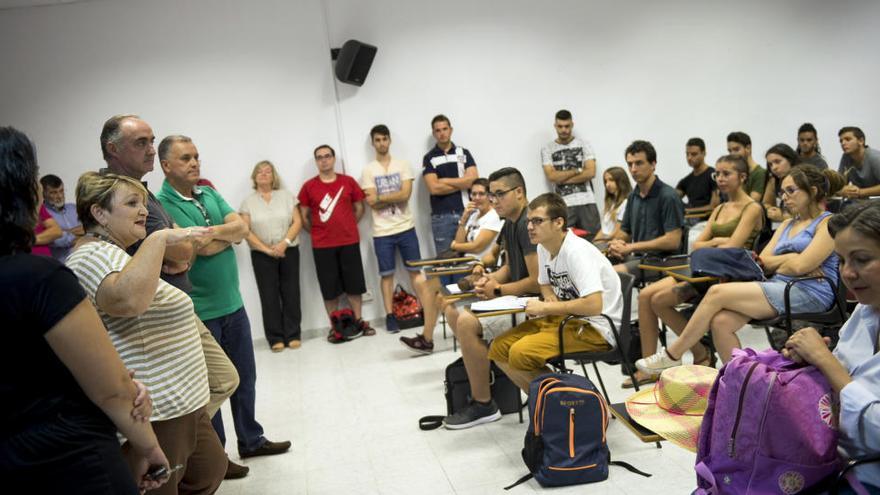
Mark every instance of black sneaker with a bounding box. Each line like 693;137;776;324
400;334;434;355
443;400;502;430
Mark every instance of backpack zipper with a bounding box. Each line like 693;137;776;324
728;362;759;457
569;408;575;458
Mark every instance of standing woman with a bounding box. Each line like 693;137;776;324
0;127;169;494
784;201;880;493
593;166;631;243
240;160;303;352
762;143;800;223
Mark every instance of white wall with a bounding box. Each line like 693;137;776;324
2;0;878;338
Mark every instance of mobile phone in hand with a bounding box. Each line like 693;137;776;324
145;463;184;481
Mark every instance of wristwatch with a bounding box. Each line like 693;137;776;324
494;286;502;297
284;238;293;246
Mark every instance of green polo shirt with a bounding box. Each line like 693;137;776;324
157;180;243;320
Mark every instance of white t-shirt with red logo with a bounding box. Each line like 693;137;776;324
297;174;365;248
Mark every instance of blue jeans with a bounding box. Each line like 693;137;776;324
373;228;422;276
431;212;462;284
202;306;266;453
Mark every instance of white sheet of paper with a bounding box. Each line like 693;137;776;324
470;296;537;312
445;283;462;295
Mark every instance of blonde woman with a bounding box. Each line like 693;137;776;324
239;161;303;351
67;172;225;494
593;166;631;243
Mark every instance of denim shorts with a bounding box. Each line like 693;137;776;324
373;228;422;276
759;279;829;315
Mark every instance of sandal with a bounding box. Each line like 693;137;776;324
621;371;659;389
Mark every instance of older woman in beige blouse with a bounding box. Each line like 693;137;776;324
240;161;303;352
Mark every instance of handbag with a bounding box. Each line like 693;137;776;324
392;284;424;329
690;247;765;282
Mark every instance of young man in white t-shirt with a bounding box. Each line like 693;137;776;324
361;124;437;342
488;193;623;392
541;109;601;239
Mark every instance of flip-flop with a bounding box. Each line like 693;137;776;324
621;373;658;389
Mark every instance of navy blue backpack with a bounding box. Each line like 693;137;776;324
505;373;650;489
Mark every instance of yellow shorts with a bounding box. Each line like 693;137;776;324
487;315;611;372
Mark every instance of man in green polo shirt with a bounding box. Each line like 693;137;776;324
157;134;290;466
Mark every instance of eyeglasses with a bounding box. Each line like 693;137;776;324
487;187;517;201
710;170;737;181
781;186;800;197
526;216;558;226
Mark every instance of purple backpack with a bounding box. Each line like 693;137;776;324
694;348;840;494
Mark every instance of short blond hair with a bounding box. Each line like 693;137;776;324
76;171;147;230
250;160;281;190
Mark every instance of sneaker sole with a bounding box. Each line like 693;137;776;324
443;410;502;430
399;339;433;355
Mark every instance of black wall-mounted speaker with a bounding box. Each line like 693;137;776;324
332;40;377;86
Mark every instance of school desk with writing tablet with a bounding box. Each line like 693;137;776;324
609;402;664;444
425;266;474;279
665;266;719;284
406;256;475;267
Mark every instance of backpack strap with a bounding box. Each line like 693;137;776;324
695;461;717;492
418;415;445;431
503;473;533;490
609;460;651;477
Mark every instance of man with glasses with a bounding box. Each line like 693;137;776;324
422;114;479;277
442;167;539;429
607;140;685;275
488;193;623;392
297;144;372;334
100;116;247;479
541;109;601;238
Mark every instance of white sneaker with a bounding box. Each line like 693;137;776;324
636;347;682;374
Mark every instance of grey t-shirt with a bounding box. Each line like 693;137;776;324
839;147;880;189
500;208;537;283
799;153;829;170
620;177;685;252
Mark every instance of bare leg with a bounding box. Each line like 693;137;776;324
444;304;461;334
454;312;492;403
322;297;339;319
380;275;394;315
666;282;776;360
410;271;438;341
650;282;709;363
709;309;752;363
348;294;363;320
631;277;676;381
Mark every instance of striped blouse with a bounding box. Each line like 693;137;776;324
66;240;209;421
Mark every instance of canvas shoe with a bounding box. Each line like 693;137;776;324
443;400;502;430
635;347;682;375
399;334;434;355
385;314;400;333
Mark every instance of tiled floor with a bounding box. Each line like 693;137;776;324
215;317;772;494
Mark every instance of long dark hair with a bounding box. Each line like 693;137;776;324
0;127;39;255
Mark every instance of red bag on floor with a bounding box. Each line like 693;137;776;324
392;284;424;329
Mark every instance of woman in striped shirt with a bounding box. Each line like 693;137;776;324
67;172;226;495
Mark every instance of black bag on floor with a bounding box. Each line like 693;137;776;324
419;357;522;430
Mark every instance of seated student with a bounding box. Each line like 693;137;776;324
727;131;767;202
40;174;84;261
676;137;719;222
784;201;880;493
637;164;845;372
607;140;685;274
838;126;880;200
399;179;503;354
762;143;800;223
796;122;829;170
441;167;539;429
592;166;631;243
487;193;623;392
628;155;763;387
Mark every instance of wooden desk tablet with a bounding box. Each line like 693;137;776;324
406;256;475;267
609;402;664;443
665;266;718;284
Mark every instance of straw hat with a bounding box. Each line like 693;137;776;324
625;365;719;452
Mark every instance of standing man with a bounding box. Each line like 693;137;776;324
676;137;719;221
442;167;540;429
608;140;685;275
298;144;373;335
488;193;623;392
541;109;601;238
838;126;880;199
422;114;479;262
796;122;829;170
99;115;245;479
39;174;83;261
727;131;766;201
360;124;438;343
157;135;290;469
